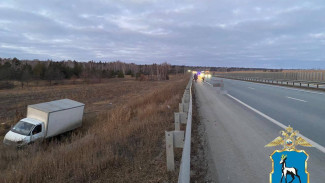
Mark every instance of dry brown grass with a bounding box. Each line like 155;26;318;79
0;75;188;182
0;76;181;137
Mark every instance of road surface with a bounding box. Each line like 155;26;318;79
194;78;325;183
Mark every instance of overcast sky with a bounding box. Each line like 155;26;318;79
1;0;325;68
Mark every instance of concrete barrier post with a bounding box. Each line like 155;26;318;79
182;94;190;103
183;103;189;112
175;113;181;131
179;103;183;112
173;131;185;148
166;131;175;171
175;112;187;125
166;130;185;171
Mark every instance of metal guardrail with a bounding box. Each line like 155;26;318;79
165;78;193;183
216;75;325;89
178;81;192;183
215;71;325;81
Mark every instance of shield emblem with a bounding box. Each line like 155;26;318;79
270;149;309;183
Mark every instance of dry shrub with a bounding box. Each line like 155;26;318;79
136;73;147;81
0;76;188;183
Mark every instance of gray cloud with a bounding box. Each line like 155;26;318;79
0;0;325;68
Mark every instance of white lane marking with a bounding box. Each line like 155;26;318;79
205;81;213;87
218;77;325;96
286;96;307;103
226;93;325;154
248;87;255;90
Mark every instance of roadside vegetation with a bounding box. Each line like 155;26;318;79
190;88;212;182
0;74;188;182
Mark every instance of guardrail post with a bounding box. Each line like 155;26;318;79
175;113;181;131
182;93;190;103
183;103;189;112
174;131;185;148
166;130;185;171
180;102;189;113
179;103;183;112
166;131;175;171
175;112;187;126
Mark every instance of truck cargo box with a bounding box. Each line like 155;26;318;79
27;99;84;138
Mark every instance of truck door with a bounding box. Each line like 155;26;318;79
30;124;43;142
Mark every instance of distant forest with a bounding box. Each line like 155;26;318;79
0;57;190;88
0;57;282;88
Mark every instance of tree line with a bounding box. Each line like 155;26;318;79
0;58;186;88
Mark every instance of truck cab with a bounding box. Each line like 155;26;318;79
3;118;45;146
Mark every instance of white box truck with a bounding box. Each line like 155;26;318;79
3;99;84;146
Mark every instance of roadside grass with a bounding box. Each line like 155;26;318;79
0;75;188;182
0;76;180;137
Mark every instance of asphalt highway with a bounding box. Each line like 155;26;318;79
194;78;325;183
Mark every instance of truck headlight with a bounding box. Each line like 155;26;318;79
17;140;24;145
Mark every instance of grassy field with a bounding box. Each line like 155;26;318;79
0;75;188;182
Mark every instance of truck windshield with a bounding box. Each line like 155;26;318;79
11;121;34;136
